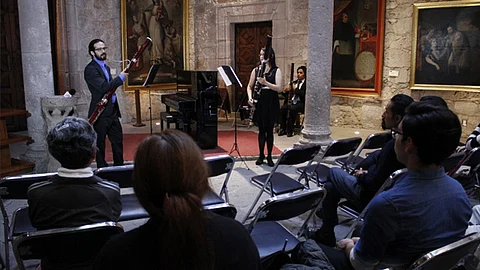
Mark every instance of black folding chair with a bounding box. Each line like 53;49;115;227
340;168;408;239
203;155;237;219
297;137;362;184
12;221;124;270
335;131;392;174
94;165;149;221
0;172;56;270
246;187;327;259
406;232;480;270
243;145;322;223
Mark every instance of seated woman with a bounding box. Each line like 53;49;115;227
94;130;261;270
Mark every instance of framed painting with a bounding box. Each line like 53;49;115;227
410;1;480;92
331;0;385;96
121;0;189;91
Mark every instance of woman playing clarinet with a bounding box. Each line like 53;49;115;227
247;46;283;167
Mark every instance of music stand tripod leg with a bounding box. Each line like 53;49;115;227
229;93;250;170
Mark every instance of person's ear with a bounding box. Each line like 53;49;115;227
394;115;402;125
404;137;415;154
89;51;94;57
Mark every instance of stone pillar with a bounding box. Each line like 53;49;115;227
299;0;333;146
18;0;55;173
42;96;79;172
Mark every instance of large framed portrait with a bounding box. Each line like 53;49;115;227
121;0;189;91
410;1;480;92
331;0;385;96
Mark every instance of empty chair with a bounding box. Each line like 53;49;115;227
407;232;480;270
203;154;237;218
243;145;322;223
0;172;56;270
297;137;362;184
94;164;149;221
335;131;392;174
13;221;124;270
246;187;327;259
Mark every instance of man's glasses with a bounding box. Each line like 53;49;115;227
391;128;403;138
94;47;108;52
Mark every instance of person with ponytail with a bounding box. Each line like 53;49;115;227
94;129;260;269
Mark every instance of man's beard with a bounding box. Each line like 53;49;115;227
381;118;386;130
95;53;107;61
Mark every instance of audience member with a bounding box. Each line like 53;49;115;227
419;95;448;108
315;94;414;247
466;123;480;151
320;102;471;269
28;117;121;229
94;130;261;270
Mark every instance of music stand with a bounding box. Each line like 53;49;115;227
217;65;249;170
143;64;161;135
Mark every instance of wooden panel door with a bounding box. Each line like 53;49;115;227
234;21;272;107
0;0;26;131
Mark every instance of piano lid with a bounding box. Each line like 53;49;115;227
176;70;218;98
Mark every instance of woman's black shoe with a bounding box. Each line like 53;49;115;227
256;155;265;165
267;156;274;167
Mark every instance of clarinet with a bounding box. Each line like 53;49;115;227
248;61;267;124
88;37;152;124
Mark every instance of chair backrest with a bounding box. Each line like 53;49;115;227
322;137;362;160
278;145;322;166
445;147;480;177
247;188;326;232
362;131;393;150
205;154;235;178
94;164;134;188
407;233;480;270
13;221;124;269
0;172;57;200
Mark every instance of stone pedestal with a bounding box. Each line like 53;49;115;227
41;96;79;172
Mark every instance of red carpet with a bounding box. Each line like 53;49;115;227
105;130;282;162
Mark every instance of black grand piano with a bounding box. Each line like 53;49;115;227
161;70;218;149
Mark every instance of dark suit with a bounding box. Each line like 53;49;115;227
84;60;124;167
278;80;306;134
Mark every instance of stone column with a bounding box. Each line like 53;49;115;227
18;0;55;172
299;0;333;146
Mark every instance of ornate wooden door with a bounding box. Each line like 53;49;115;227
1;0;26;131
234;21;272;107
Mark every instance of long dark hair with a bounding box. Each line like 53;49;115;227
133;130;214;269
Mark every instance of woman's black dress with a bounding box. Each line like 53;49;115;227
254;67;280;128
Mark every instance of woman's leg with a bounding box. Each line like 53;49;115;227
266;125;275;166
256;127;266;165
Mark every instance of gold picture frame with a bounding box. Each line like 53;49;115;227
410;1;480;92
121;0;189;91
331;0;386;96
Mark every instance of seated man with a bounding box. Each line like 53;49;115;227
325;102;472;269
315;94;414;246
278;66;306;137
28;117;122;230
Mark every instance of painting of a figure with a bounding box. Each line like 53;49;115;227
331;0;385;95
122;0;186;90
412;3;480;89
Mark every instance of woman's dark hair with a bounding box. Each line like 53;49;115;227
402;102;461;165
297;66;307;79
261;47;277;68
88;38;104;56
47;117;97;169
133;130;213;269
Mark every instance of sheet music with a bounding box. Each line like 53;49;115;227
217;65;242;87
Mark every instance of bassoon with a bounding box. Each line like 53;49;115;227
88;37;152;124
248;35;272;123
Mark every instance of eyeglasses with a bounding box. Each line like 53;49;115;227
94;47;108;52
391;128;403;138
